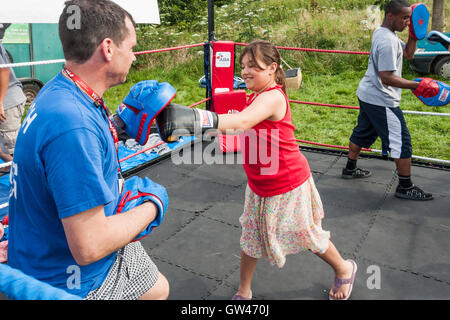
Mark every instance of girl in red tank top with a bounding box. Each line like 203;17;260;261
217;40;357;300
241;84;310;197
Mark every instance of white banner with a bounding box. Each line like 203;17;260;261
0;0;160;24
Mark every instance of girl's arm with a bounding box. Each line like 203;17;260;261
217;89;286;133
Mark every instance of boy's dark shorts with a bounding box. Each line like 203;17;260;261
350;99;412;159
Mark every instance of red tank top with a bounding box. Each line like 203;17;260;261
240;85;311;197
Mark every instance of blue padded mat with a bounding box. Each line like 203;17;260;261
119;135;195;172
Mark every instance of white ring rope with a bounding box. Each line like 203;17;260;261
403;110;450;117
370;149;450;164
0;59;66;69
414;51;449;55
409;155;450;164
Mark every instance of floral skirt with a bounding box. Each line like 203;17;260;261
239;176;330;268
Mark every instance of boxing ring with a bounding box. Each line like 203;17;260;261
1;1;449;299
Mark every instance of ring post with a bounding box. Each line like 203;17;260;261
206;0;216;110
210;41;236;112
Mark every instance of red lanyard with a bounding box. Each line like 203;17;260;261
62;67;121;172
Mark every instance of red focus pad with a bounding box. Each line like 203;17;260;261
410;3;429;40
214;90;247;153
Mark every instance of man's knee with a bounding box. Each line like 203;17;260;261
139;272;170;300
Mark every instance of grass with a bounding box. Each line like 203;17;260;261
103;0;450;161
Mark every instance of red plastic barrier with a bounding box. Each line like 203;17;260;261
214;90;247;153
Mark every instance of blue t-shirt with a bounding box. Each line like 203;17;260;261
7;72;120;297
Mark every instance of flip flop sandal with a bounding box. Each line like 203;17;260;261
329;259;357;300
232;291;252;300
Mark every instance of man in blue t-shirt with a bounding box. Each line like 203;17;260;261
341;0;432;201
7;0;170;299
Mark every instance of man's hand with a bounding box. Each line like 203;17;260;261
116;176;169;242
0;104;6;122
0;67;11;120
62;201;160;266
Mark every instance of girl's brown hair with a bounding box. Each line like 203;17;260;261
239;39;287;95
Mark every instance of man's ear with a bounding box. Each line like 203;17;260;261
385;12;393;21
99;38;114;62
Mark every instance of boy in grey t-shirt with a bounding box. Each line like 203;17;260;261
341;0;433;201
357;26;405;108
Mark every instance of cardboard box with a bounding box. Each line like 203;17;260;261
285;68;302;90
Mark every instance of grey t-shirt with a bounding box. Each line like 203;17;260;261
357;27;405;108
0;43;26;110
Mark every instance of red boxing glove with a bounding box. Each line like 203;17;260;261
1;215;7;226
413;78;439;98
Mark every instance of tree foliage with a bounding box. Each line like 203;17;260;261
373;0;390;11
158;0;235;26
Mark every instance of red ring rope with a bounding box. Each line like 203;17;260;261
296;139;373;152
134;43;205;56
188;97;211;108
119;141;166;163
234;42;370;55
289;100;360;110
125;41;445;165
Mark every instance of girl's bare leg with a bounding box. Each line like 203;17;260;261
235;250;258;298
314;241;355;299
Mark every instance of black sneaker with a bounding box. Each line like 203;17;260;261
341;167;372;179
394;184;433;201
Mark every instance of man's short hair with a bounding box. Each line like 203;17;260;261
59;0;136;63
385;0;411;15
